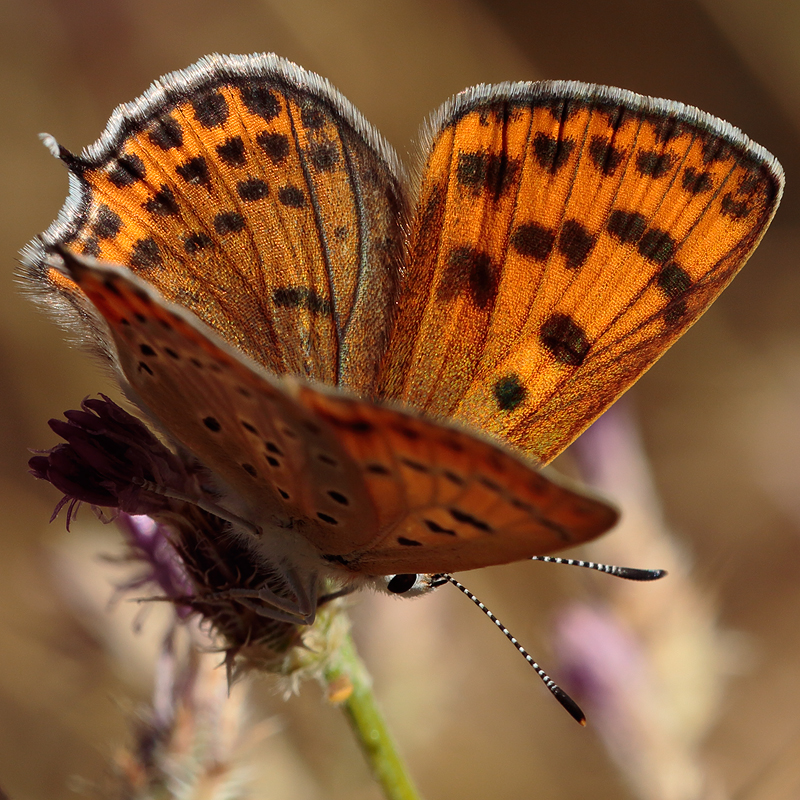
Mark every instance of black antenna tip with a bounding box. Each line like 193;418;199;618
553;686;586;726
614;566;668;581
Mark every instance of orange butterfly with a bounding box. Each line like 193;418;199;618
23;54;783;620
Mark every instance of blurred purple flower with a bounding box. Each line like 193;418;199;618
555;603;647;714
114;513;195;621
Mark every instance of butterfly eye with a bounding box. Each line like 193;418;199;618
385;573;420;594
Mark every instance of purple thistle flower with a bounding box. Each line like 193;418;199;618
31;395;308;672
29;395;195;520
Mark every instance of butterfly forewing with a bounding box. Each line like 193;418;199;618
56;249;617;574
56;250;388;557
27;54;407;395
379;83;784;463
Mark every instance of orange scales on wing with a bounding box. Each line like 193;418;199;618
55;75;405;393
378;87;782;464
24;58;783;579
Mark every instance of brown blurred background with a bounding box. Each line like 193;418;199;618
2;1;800;798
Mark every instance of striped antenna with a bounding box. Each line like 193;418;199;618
530;556;666;581
430;573;586;726
431;559;666;724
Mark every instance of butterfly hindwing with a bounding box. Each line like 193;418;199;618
296;386;619;573
378;82;784;463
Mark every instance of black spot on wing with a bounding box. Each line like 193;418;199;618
278;185;307;208
493;374;527;411
400;458;428;473
443;470;465;486
589;136;626;175
257;131;290;163
94;205;122;240
217;136;247;167
148;115;183;150
130;238;162;270
272;286;332;314
682;167;713;194
308;141;339;171
651;116;686;143
108;154;145;188
239;85;280;121
192;90;228;128
656;262;692;299
176;156;211;187
636;149;676;178
392;425;421;441
606;210;647;244
213;212;245;234
237;178;269;201
637;227;676;264
184;232;213;254
532;133;574;172
449;507;493;533
424;519;457;536
656;262;693;325
143;186;179;216
300;101;325;129
438;246;498;309
720;193;753;220
557;220;595;269
82;237;100;257
540;313;590;366
327;490;349;505
365;463;391;475
456;150;520;197
511;223;555;261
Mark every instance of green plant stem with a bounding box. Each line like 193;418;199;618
324;630;424;800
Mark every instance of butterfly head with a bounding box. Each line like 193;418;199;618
379;573;442;597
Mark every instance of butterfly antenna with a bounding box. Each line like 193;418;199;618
431;573;586;726
530;556;666;581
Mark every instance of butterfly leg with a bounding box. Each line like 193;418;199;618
137;479;262;538
204;565;319;625
281;563;318;620
199;586;317;625
318;584;357;606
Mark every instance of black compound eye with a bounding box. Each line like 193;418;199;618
387;574;418;594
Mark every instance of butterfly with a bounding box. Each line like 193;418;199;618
22;53;783;625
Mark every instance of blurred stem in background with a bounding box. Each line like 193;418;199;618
115;613;422;800
114;624;263;800
560;400;731;800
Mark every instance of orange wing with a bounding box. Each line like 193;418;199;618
54;248;617;575
24;54;407;395
296;387;617;573
379;82;784;463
